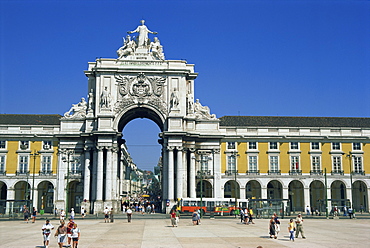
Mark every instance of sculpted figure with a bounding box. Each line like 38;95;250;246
149;37;164;60
128;20;157;48
100;87;111;108
64;98;87;118
88;89;94;110
117;35;137;59
194;99;216;119
170;88;179;109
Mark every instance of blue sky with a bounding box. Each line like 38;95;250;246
1;0;369;171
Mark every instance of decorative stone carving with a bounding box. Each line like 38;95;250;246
130;73;151;98
117;35;137;60
128;20;158;48
100;87;111;109
194;99;217;120
170;88;179;110
149;37;165;60
63;98;87;119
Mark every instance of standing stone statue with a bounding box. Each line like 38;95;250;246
100;87;111;108
170;88;179;109
88;89;94;110
128;20;158;48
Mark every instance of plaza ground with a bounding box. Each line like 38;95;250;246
1;214;369;248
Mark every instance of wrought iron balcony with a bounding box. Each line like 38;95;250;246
16;170;30;176
246;170;260;175
66;170;83;179
196;170;213;178
39;170;53;176
352;170;365;176
225;170;238;176
310;170;323;175
268;170;281;175
0;170;6;176
331;170;344;175
289;170;302;175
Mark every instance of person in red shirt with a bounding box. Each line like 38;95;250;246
66;218;75;246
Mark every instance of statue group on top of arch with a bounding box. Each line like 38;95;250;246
117;20;165;61
63;97;88;119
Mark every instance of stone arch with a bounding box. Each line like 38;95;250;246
245;180;261;199
353;180;368;212
224;180;240;198
0;181;7;214
309;180;325;213
288;180;304;212
67;180;84;213
196;180;212;198
267;180;283;199
14;181;31;201
37;181;54;213
331;180;347;207
115;104;165;132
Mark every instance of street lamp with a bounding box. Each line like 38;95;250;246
30;151;39;210
62;149;76;219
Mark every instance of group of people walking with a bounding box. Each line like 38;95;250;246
240;207;255;224
268;213;306;242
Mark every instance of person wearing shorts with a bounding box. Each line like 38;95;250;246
42;219;54;248
55;221;67;248
71;223;81;248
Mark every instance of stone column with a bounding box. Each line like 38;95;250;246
283;187;289;200
55;150;66;210
83;147;91;201
162;146;168;202
240;186;246;199
96;146;104;201
213;149;221;198
167;146;174;201
304;187;310;211
105;147;113;201
176;147;183;199
189;149;196;198
33;189;39;210
261;187;268;199
111;147;118;202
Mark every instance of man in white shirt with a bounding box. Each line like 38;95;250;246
42;219;54;248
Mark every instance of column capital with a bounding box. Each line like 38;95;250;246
176;146;184;151
167;146;175;151
212;149;220;154
97;146;104;151
189;148;196;153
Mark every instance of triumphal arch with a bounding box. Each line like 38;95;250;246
57;20;221;213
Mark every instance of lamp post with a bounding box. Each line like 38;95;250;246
30;151;39;209
230;151;239;213
62;149;75;219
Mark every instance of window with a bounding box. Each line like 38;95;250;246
291;156;300;171
312;156;321;171
290;142;299;150
332;142;340;150
42;156;52;173
227;155;236;172
353;143;361;151
333;156;341;172
19;156;28;173
311;142;320;150
0;155;5;173
71;158;81;174
0;140;5;149
269;142;278;150
227;142;236;149
20;141;29;150
248;142;257;150
249;156;257;171
200;155;209;171
270;156;279;171
354;157;363;173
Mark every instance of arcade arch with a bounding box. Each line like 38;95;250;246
267;180;282;199
309;180;325;212
224;180;240;198
245;180;261;199
37;181;54;213
196;180;212;198
288;180;304;212
353;180;368;211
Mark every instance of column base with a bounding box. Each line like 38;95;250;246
93;200;104;214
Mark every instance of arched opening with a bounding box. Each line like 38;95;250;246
14;181;30;201
37;181;54;214
353;180;368;212
68;181;83;212
288;180;304;212
331;180;347;208
224;180;240;198
267;180;282;199
310;180;325;214
196;180;212;198
0;181;7;214
246;180;261;199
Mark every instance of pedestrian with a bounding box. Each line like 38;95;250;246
249;208;255;224
295;214;306;239
71;223;81;248
288;219;295;242
348;207;353;219
54;207;58;217
170;210;177;227
269;216;277;239
60;209;66;222
24;207;30;223
70;208;75;220
273;213;280;235
104;207;109;223
31;207;37;223
240;208;245;223
81;207;85;218
66;218;75;246
306;205;310;215
192;210;199;225
109;208;114;223
175;209;180;225
54;220;67;248
42;219;54;248
126;208;133;223
244;208;249;224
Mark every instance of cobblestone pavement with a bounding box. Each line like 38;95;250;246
1;215;369;248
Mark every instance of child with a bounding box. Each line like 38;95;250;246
71;223;81;248
288;219;295;242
